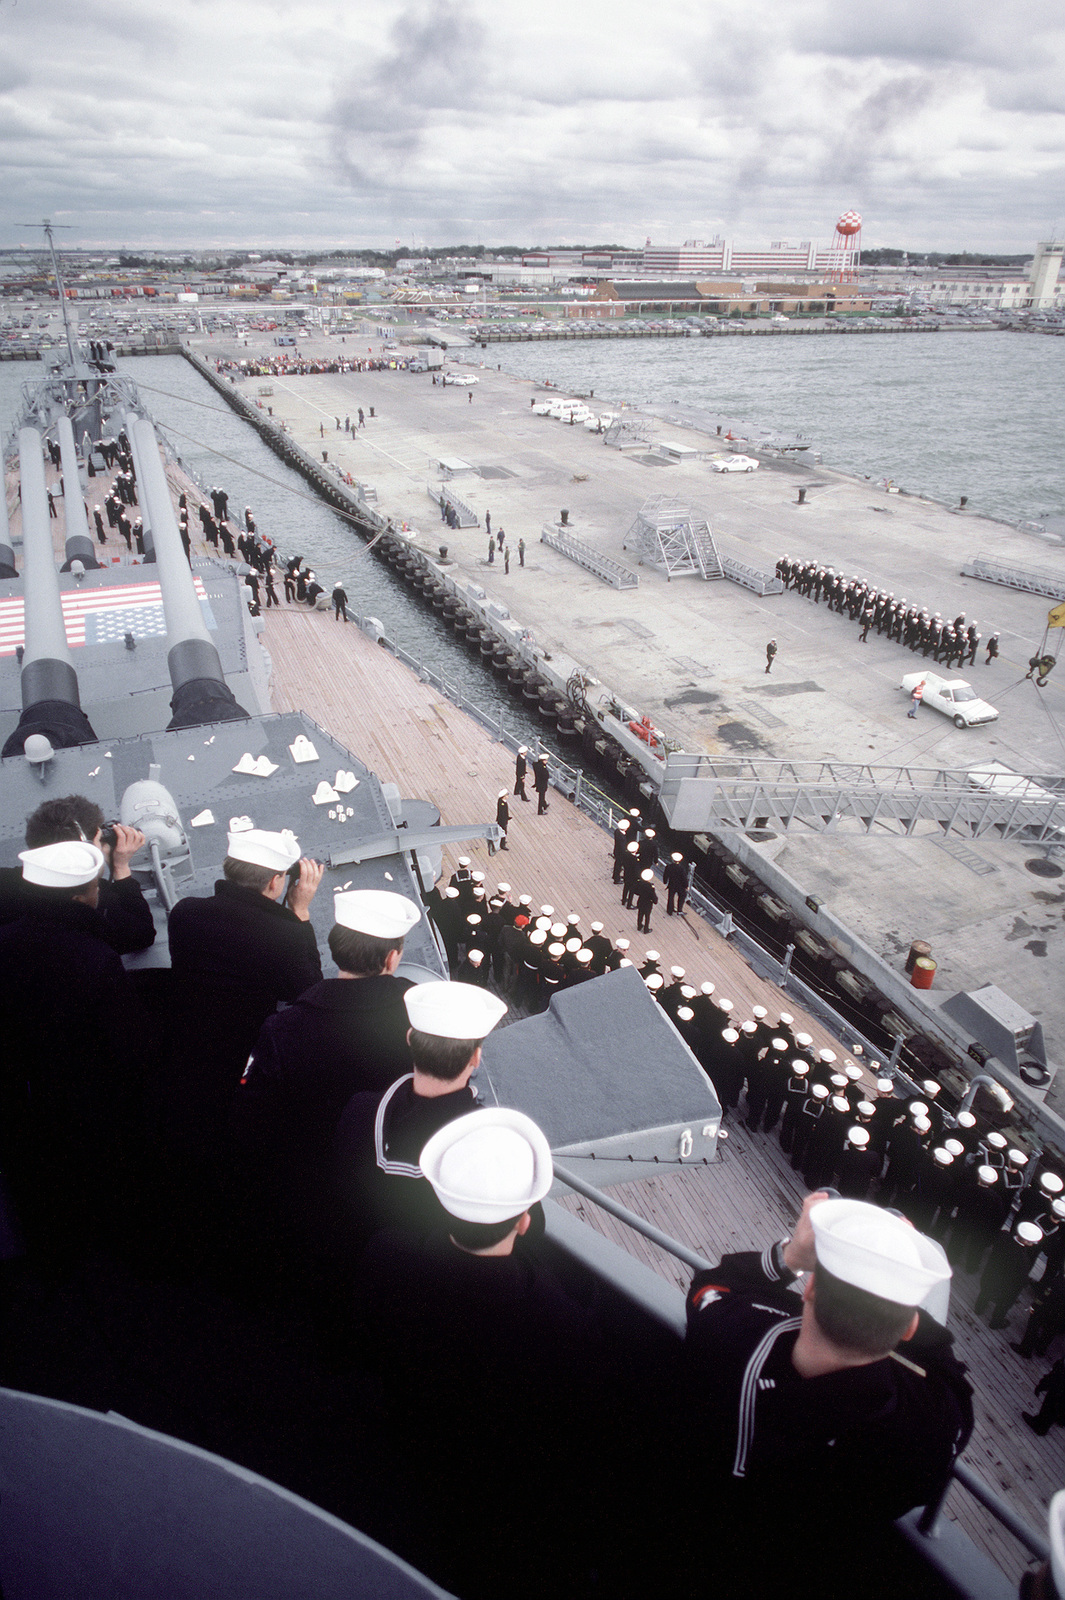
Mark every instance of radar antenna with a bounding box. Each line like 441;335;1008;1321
18;218;78;373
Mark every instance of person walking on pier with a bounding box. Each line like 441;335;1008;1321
985;632;1000;665
533;755;550;815
908;680;924;719
765;638;777;674
495;791;511;851
332;582;349;622
485;511;491;538
358;409;365;428
504;547;510;575
514;746;529;802
518;538;526;568
487;539;495;565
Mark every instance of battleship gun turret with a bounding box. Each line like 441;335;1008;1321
1;428;97;758
131;417;249;729
56;415;101;572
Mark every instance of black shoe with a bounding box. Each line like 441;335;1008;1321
1023;1414;1049;1435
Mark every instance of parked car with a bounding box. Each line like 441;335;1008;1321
443;372;479;385
709;454;759;472
901;671;999;728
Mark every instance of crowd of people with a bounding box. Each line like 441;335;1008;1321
776;554;1001;669
214;352;414;380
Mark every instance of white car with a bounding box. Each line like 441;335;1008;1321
443;372;480;385
710;454;759;473
901;671;999;728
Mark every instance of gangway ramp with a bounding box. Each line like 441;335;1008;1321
658;754;1065;843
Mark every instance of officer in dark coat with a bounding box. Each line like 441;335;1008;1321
0;842;148;1268
533;753;550;814
513;745;529;800
663;851;690;916
621;840;642;907
166;828;323;1099
611;817;631;882
332;981;506;1256
681;1193;972;1597
353;1105;607;1599
635;869;658;933
584;920;613;973
948;1163;1012;1273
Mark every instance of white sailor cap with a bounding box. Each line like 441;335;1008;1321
565;937;582;953
457;857;471;867
943;1139;965;1158
986;1131;1008;1150
445;887;460;899
404;980;507;1040
778;1012;794;1026
771;1037;788;1052
420;1107;553;1224
567;913;581;926
576;949;592;965
19;840;105;888
644;828;655;839
933;1148;954;1167
811;1084;829;1100
677;1005;693;1021
877;1079;895;1095
671;966;685;979
818;1049;837;1064
518;894;532;906
540;904;554;917
333;889;421;938
909;1101;928;1118
1053;1200;1065;1220
830;1074;848;1090
590;921;604;933
466;948;484;966
617;958;633;968
810;1198;951;1306
226;828;300;872
1017;1222;1043;1245
791;1060;809;1074
671;852;683;862
913;1116;932;1134
722;1028;740;1044
626;841;640;854
1008;1149;1028;1167
717;998;734;1013
466;913;482;927
640;868;654;882
680;985;696;999
741;1020;757;1035
645;950;660;962
848;1128;870;1148
701;982;715;996
534;917;552;931
471;871;486;883
498;788;508;799
752;1005;767;1019
923;1080;941;1098
976;1166;998;1185
529;929;547;946
831;1095;850;1114
615;938;630;950
497;884;511;895
518;745;528;754
548;942;565;958
844;1065;863;1083
645;973;664;990
617;818;630;830
550;923;567;938
795;1032;812;1047
1040;1173;1065;1194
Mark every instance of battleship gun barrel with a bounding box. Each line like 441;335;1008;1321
0;428;96;756
132;417;248;728
57;416;100;571
0;455;15;578
122;411;155;563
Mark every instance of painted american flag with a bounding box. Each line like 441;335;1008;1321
0;576;215;657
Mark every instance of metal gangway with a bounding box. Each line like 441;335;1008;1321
426;482;478;528
720;556;784;595
623;496;724;581
539;524;639;589
603;415;653;451
961;553;1065;601
658;753;1065;842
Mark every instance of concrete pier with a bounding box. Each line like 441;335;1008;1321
183;329;1065;1064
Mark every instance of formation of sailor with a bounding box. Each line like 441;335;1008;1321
776;555;991;668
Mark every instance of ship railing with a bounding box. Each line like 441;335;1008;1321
961;553;1065;601
548;1162;1051;1590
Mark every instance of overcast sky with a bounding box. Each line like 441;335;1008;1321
1;0;1062;252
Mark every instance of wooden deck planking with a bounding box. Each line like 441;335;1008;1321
259;600;851;1049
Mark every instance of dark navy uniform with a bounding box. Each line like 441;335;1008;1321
0;864;155;954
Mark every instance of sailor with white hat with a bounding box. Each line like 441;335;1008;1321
684;1192;970;1577
335;980;508;1244
635;868;658;933
513;745;529;802
663;849;690;916
167;825;324;1074
975;1216;1045;1328
584;921;612;973
19;840;105;894
237;888;423;1176
420;1106;553;1233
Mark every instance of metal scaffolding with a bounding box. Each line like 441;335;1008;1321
603;415;652;451
623;496;724;580
658;754;1065;843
